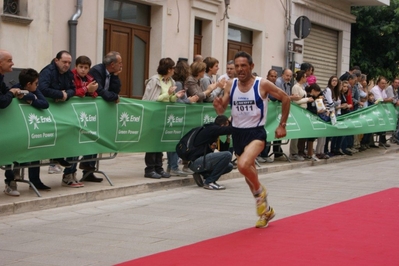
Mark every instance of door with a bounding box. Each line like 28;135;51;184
227;40;253;61
104;19;150;98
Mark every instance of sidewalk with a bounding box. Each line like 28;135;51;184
1;143;397;216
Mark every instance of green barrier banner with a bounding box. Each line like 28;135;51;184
0;97;397;165
266;101;398;140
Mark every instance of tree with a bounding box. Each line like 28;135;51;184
351;1;399;81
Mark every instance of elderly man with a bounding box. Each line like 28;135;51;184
371;76;394;147
269;68;301;161
385;77;399;106
78;51;123;182
0;49;20;108
257;69;278;163
1;49;23;196
89;51;122;102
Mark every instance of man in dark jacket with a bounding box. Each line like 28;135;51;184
0;49;20;109
78;51;122;182
39;50;77;185
88;51;122;102
39;50;76;102
0;49;22;196
188;115;233;190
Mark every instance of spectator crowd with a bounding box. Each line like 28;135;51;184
1;48;398;197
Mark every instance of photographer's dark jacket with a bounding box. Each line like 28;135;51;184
190;122;233;161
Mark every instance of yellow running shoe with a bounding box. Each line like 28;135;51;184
254;186;268;216
255;207;275;228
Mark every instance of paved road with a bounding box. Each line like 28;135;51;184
0;154;398;266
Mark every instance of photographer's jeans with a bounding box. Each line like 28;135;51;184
189;151;233;184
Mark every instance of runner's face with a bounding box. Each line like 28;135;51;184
234;57;253;82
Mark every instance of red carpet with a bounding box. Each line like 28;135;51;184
116;188;399;266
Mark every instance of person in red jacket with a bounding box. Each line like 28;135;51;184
73;56;98;98
61;56;99;188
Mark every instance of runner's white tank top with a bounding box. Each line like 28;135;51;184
230;77;268;128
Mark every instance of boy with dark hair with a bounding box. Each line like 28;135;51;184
73;55;98;98
63;55;99;187
4;68;51;196
16;68;48;107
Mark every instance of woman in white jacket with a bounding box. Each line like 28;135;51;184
289;70;314;161
142;58;185;179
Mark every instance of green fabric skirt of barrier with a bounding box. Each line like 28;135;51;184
0;97;397;165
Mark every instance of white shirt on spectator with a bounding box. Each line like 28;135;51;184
370;85;387;101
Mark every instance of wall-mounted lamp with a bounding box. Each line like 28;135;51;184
221;0;230;21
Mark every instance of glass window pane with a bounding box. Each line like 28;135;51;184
228;26;252;44
132;35;146;96
104;0;150;26
195;19;202;35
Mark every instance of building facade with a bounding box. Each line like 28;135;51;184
0;0;389;97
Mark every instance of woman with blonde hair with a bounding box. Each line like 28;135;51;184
186;61;224;102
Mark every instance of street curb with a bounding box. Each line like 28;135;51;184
1;148;397;216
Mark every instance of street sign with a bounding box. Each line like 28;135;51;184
288;42;303;53
294;16;311;39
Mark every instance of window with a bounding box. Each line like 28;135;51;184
104;0;150;26
3;0;19;15
1;0;32;25
227;25;253;61
193;19;203;59
228;26;252;43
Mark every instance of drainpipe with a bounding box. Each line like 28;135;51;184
286;0;292;69
68;0;83;63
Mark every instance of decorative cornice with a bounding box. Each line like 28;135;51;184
293;0;356;23
191;0;223;14
1;13;33;25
